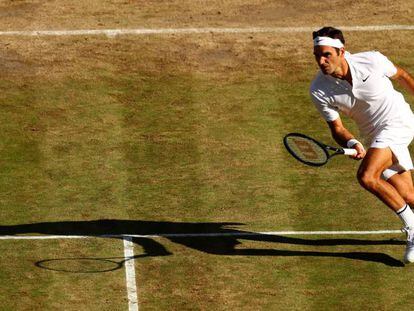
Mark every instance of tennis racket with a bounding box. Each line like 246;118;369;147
283;133;357;167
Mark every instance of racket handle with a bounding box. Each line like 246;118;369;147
343;148;358;156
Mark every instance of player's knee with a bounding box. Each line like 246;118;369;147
357;170;379;190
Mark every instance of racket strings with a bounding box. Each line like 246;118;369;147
285;136;327;165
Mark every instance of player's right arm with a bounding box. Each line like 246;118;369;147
310;77;365;159
392;66;414;96
327;118;366;160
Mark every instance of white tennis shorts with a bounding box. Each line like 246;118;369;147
369;128;414;180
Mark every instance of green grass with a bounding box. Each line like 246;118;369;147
136;235;409;310
0;238;127;311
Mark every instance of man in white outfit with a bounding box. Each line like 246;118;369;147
310;26;414;263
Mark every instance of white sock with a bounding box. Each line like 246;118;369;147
396;204;414;228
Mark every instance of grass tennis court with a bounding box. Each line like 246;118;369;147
1;1;414;310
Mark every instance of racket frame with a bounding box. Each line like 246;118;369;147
283;132;357;167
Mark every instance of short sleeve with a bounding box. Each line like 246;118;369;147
310;88;340;122
375;52;397;77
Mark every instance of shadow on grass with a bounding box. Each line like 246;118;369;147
0;219;405;269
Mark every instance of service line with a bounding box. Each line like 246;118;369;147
0;230;402;240
0;25;413;37
123;236;139;311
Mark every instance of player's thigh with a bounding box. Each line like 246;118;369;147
358;147;394;178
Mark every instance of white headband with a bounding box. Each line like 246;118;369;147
313;36;344;49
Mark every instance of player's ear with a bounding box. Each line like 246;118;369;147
339;47;345;57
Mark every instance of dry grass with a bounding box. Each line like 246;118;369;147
0;0;413;30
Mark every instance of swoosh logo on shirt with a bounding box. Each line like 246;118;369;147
362;75;370;82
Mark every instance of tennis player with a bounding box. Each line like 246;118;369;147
310;26;414;263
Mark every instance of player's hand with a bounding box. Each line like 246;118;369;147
350;143;366;160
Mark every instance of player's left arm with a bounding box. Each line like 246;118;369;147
391;66;414;95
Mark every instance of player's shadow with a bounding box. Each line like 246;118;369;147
0;219;405;267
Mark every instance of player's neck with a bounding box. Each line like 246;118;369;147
331;59;352;85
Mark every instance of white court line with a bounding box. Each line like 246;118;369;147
122;230;403;238
0;230;403;240
123;237;139;311
0;235;91;240
0;25;414;37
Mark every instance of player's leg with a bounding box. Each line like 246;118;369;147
385;171;414;262
357;147;406;211
360;151;414;264
387;171;414;207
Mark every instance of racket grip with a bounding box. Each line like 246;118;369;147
343;148;358;156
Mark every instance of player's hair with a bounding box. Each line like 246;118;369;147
312;26;345;44
312;26;345;55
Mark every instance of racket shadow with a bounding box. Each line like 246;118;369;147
0;220;405;268
34;255;146;273
34;237;172;273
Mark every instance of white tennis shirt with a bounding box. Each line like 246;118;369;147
310;51;414;143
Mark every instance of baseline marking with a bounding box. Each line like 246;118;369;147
0;25;414;37
0;229;403;240
123;236;139;311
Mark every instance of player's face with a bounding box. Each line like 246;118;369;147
313;46;343;76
